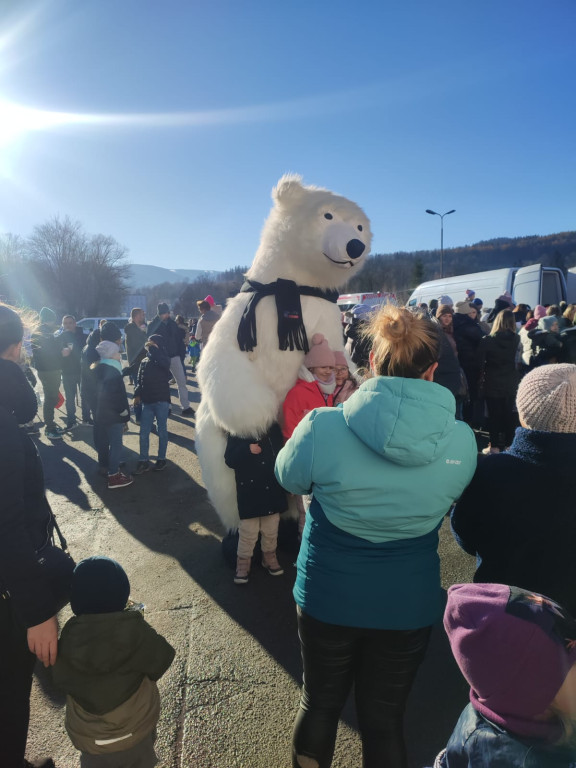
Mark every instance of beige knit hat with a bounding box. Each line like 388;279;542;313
304;333;336;369
516;364;576;433
454;301;474;315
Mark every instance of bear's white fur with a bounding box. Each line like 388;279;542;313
196;175;372;530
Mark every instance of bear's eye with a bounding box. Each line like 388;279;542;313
357;225;363;232
324;212;333;220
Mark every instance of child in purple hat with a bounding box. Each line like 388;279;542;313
430;583;576;767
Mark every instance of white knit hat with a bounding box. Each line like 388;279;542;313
516;364;576;433
304;333;336;369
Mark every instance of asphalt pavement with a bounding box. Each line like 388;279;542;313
25;370;476;768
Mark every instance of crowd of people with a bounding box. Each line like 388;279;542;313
2;288;576;767
21;296;221;491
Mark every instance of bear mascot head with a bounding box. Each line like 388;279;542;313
196;174;371;532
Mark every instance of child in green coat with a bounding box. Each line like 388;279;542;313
53;557;175;767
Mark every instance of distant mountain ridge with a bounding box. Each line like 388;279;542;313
127;263;221;289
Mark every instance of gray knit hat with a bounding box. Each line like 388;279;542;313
516;364;576;433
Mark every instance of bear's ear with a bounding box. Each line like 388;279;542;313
272;174;305;206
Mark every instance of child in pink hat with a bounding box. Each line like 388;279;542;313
282;334;337;441
282;334;337;536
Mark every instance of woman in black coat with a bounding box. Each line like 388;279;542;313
452;302;484;426
478;309;520;453
451;363;576;616
0;304;59;767
224;422;288;584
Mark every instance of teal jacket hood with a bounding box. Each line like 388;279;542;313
275;374;477;545
342;376;457;466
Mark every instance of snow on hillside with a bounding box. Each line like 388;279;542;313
127;264;221;289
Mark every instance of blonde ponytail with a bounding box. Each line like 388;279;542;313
367;305;440;378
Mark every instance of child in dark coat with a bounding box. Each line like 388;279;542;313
92;326;133;489
134;335;172;474
53;556;175;768
224;422;288;584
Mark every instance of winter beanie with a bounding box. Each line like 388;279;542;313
444;583;576;738
303;334;336;369
454;301;474;315
148;334;166;350
157;302;170;316
203;295;215;307
437;304;454;318
538;316;559;332
534;305;547;320
465;289;475;300
39;307;57;324
439;295;453;306
96;340;120;360
516;363;576;433
70;556;131;615
100;322;122;342
472;298;483;309
334;351;348;368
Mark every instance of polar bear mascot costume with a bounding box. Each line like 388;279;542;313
196;174;372;532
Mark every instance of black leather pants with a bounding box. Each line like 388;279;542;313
293;608;432;768
0;598;37;768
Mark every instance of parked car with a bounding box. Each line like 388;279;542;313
77;317;130;339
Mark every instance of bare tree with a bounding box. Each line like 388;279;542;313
25;216;129;317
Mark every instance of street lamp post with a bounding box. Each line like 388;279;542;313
425;209;456;279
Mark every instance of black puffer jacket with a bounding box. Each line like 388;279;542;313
452;314;483;372
31;324;62;372
478;330;520;398
0;361;57;627
224;423;288;520
134;346;172;404
434;331;462;399
93;363;130;425
0;358;38;425
451;429;576;616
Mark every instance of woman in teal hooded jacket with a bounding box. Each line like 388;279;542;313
275;305;477;768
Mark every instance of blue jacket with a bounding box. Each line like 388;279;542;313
432;704;576;767
275;376;477;629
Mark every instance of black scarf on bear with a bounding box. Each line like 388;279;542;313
237;278;339;353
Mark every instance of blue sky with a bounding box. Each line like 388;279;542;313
1;0;575;272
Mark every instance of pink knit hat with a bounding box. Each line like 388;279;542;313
304;334;336;369
334;351;348;368
203;295;215;307
533;305;546;320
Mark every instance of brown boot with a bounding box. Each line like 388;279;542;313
262;551;284;576
234;557;251;584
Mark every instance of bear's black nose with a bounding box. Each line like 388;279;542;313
346;239;365;260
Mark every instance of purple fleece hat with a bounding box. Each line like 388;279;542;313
444;584;576;734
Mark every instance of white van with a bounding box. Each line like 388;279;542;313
407;265;576;311
77;317;130;338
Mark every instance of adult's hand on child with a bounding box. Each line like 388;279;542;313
249;443;262;454
28;615;58;667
